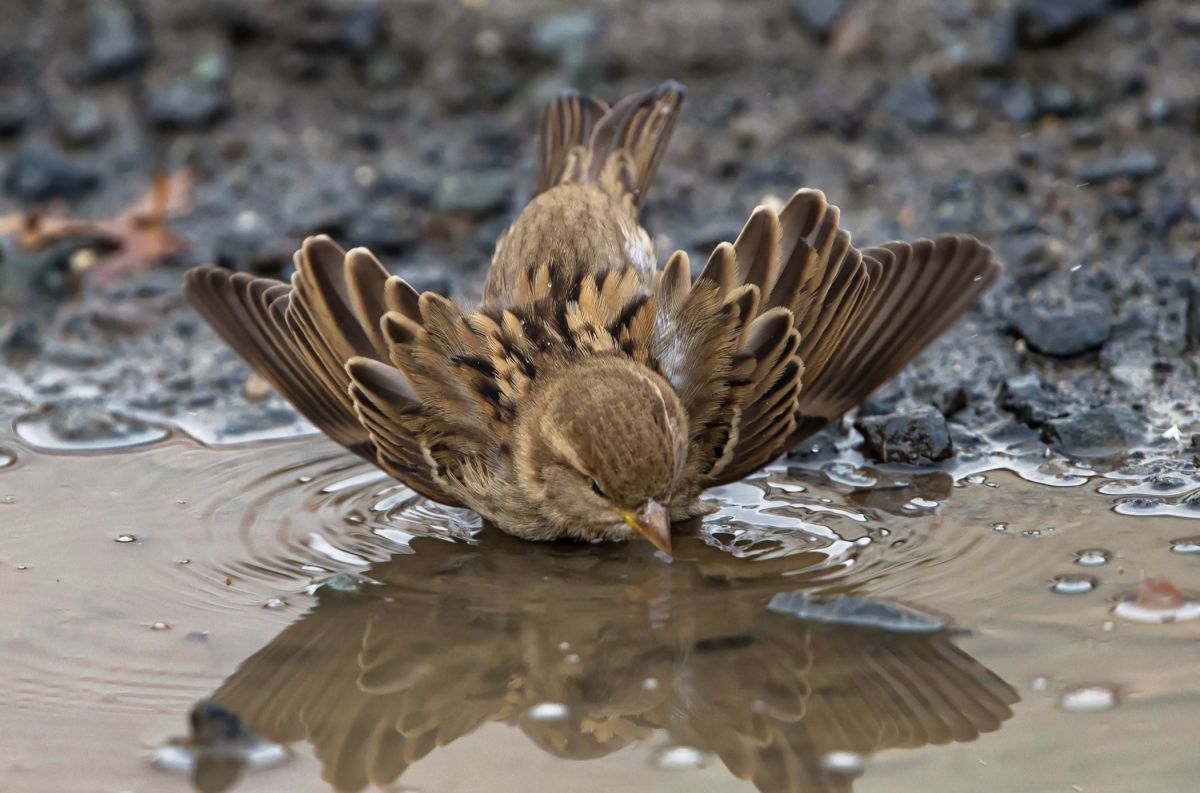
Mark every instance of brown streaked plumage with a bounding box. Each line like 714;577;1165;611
185;81;1000;552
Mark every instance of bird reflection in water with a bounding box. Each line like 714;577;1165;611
183;527;1018;793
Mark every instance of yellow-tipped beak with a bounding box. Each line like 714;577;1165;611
623;499;672;554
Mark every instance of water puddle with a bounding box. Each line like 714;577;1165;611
2;431;1199;792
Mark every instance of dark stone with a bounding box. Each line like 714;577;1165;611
855;406;954;464
1;317;43;361
980;12;1019;72
1017;0;1111;47
787;0;855;41
213;227;292;274
1143;96;1172;125
145;79;231;130
1186;280;1200;351
1070;120;1105;147
1042;405;1146;456
81;0;151;82
882;75;943;129
1001;82;1037;122
1078;151;1163;184
999;374;1069;426
1038;83;1078;116
3;149;100;202
0;89;30;136
786;427;840;461
931;172;984;232
1008;299;1113;357
55;101;109;147
341;3;388;56
347;203;421;255
431;170;512;216
191;701;252;744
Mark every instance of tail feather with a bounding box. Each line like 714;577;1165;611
536;91;610;194
536;81;685;209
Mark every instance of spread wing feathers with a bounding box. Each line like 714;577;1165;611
536;91;610;194
668;188;999;486
566;80;685;209
184;262;374;456
787;234;1000;444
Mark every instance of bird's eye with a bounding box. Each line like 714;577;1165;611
590;479;607;499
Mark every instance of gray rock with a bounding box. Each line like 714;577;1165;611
146;79;231;130
883;75;943;129
81;0;150;82
1038;83;1078;116
341;3;388;55
3;149;100;202
1000;374;1069;426
1185;280;1200;351
787;0;855;41
1017;0;1110;47
855;406;954;464
1078;151;1163;184
56;101;109;147
432;170;512;216
1042;405;1146;455
1001;82;1037;122
1008;299;1112;357
931;172;984;231
530;10;603;56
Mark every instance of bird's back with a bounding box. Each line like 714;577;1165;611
482;82;686;310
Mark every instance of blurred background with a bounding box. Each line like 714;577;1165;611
0;0;1197;450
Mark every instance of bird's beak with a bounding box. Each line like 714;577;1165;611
624;499;672;554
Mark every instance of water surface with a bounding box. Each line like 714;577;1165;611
1;433;1197;792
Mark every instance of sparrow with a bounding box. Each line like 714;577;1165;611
186;81;999;554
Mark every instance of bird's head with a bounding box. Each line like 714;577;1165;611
513;357;689;552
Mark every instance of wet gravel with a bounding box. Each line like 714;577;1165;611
1;0;1197;463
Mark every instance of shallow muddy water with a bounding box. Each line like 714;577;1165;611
2;430;1198;793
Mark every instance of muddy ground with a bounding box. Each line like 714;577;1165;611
1;0;1198;462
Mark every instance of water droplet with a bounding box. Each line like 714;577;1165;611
263;598;287;610
297;475;314;484
114;534;137;544
16;564;28;571
1;495;15;504
966;474;986;485
993;523;1007;532
821;750;865;774
527;702;569;722
1051;574;1097;595
150;621;170;631
558;641;571;651
653;745;707;770
1059;684;1119;712
1031;676;1048;691
1074;548;1112;566
642;677;660;691
1170;537;1200;555
178;559;190;565
564;653;581;665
